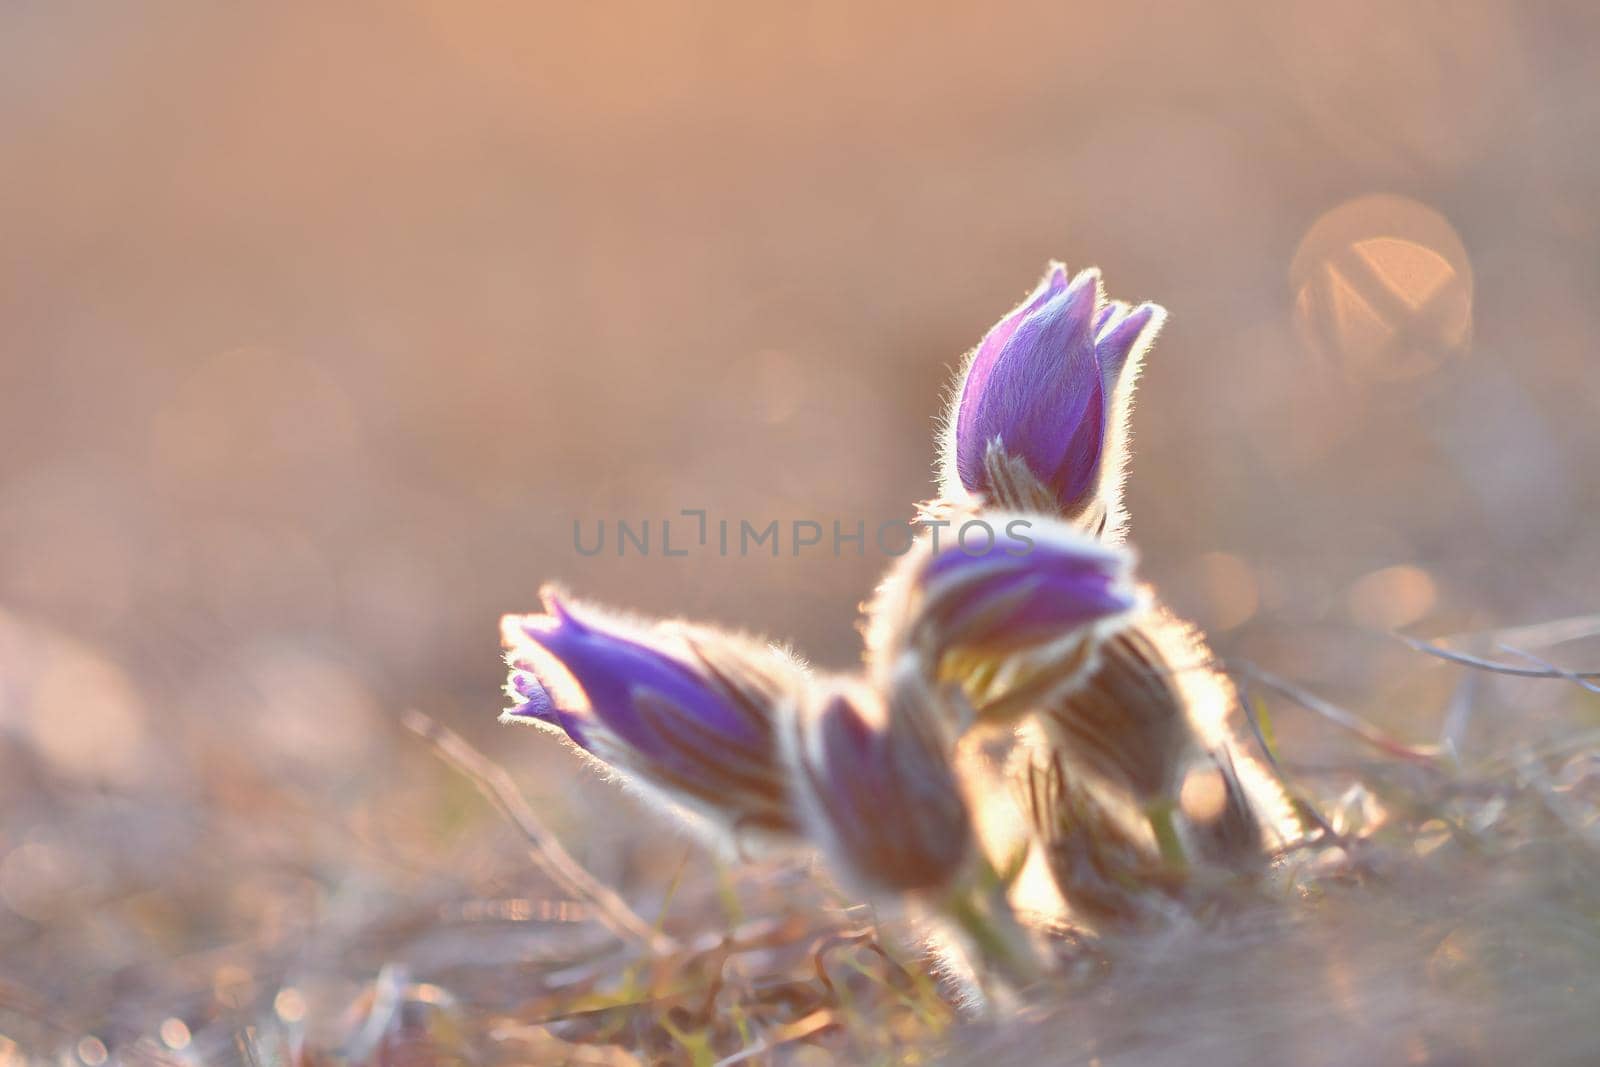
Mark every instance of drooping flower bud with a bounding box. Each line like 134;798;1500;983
939;263;1165;540
1034;605;1294;871
785;672;972;896
500;586;812;851
1038;618;1198;805
786;668;1046;994
864;512;1142;719
1020;749;1179;926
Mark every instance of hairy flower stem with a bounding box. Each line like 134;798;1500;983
1146;799;1188;872
940;874;1043;995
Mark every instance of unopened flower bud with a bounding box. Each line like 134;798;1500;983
866;513;1142;719
788;670;1046;994
786;673;972;896
1021;751;1178;926
940;263;1164;539
1036;605;1294;872
1038;617;1199;804
500;586;811;850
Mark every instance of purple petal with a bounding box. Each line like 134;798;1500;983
520;599;764;769
960;569;1136;643
1094;302;1160;397
956;266;1069;475
509;669;557;720
802;686;969;892
923;535;1136;648
505;662;596;751
955;271;1104;503
1094;300;1129;335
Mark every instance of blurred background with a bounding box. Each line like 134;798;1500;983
2;0;1598;1057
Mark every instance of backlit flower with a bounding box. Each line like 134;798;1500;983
940;263;1165;539
501;587;812;851
864;512;1142;718
785;673;972;896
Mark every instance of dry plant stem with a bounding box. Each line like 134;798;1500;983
402;709;678;956
1438;672;1480;761
1496;643;1600;696
1513;754;1600;848
1396;633;1600;681
940;876;1043;998
1235;676;1349;851
1225;661;1440;764
713;1008;838;1067
1434;612;1600;649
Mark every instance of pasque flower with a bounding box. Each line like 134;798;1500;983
1021;750;1181;926
865;512;1143;719
494;250;1296;973
501;587;812;851
940;263;1165;538
1034;608;1291;870
1037;618;1198;805
786;668;1043;991
786;673;972;896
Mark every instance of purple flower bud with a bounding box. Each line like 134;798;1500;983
865;513;1142;718
942;263;1165;536
918;517;1140;652
786;673;972;896
501;587;812;848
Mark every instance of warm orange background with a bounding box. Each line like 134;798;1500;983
2;1;1596;1034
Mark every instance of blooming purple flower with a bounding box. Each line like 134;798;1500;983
501;587;812;848
942;263;1165;536
786;674;972;895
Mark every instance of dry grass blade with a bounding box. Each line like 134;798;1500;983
1512;754;1600;849
1395;633;1600;680
712;1008;838;1066
1234;676;1347;851
402;709;678;956
1427;613;1600;651
1226;662;1441;764
1496;644;1600;696
1438;671;1480;762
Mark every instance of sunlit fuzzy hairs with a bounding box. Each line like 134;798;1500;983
1027;598;1297;882
500;585;814;857
1020;748;1183;928
934;262;1166;543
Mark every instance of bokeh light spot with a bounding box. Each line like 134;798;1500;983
1193;551;1260;631
1347;564;1438;630
158;1019;191;1051
26;640;148;785
1291;194;1472;382
1179;766;1229;824
274;986;308;1023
